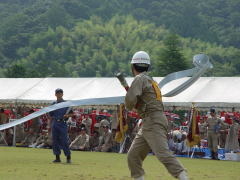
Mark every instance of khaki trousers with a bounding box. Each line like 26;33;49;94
127;124;185;178
207;131;218;152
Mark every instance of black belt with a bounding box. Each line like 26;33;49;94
56;119;65;122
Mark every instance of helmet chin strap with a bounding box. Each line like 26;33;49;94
159;54;213;97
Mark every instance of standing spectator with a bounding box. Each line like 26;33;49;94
125;51;187;180
69;127;90;151
206;108;221;160
225;118;240;152
219;117;229;148
48;88;73;163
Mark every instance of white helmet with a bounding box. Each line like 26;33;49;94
131;51;150;65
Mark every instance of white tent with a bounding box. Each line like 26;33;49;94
0;77;239;110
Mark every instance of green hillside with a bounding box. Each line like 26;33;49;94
0;0;239;77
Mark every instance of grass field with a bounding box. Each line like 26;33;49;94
0;147;239;180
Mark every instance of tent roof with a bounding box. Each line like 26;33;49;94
0;77;239;109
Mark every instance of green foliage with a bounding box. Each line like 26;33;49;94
5;64;27;78
17;16;170;77
153;34;189;76
0;0;239;77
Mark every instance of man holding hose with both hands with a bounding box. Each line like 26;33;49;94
124;51;188;180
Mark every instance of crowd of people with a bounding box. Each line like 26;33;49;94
0;106;121;153
167;108;240;159
0;105;240;158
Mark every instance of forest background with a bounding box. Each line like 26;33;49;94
0;0;239;78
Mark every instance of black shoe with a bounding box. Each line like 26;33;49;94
66;155;71;163
53;159;61;163
53;155;61;163
211;151;216;160
211;152;219;160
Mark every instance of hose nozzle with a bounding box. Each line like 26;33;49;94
116;72;129;91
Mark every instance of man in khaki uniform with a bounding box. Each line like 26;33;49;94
69;127;90;151
206;108;221;160
96;124;113;152
89;131;100;151
225;118;240;152
219;117;229;148
99;119;110;135
125;51;187;180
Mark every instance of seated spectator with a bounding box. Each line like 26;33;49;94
68;128;78;142
93;123;100;135
99;119;110;136
167;132;175;151
82;115;92;135
89;131;100;151
38;131;52;148
19;128;38;147
95;125;113;152
28;109;41;134
15;124;26;143
29;130;48;148
179;132;189;154
69;127;90;151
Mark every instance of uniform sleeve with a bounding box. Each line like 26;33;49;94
125;76;143;111
48;102;56;117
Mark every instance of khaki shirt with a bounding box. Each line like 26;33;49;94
99;131;112;147
206;116;221;133
125;72;165;130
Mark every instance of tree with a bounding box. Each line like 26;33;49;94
154;34;189;76
5;64;27;77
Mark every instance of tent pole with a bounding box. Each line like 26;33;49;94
12;100;18;147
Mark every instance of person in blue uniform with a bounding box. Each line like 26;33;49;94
48;88;72;163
